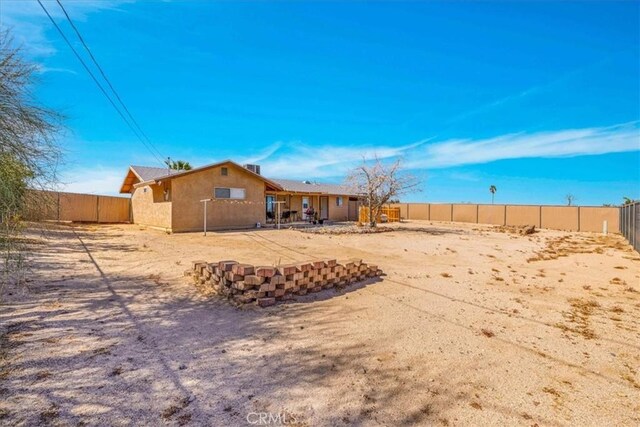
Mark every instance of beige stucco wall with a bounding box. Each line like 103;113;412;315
541;206;579;231
131;184;172;230
430;204;452;221
478;205;506;225
171;164;266;232
452;204;478;223
328;195;349;221
579;207;620;233
506;205;541;227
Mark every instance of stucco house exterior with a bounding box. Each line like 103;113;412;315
119;160;360;232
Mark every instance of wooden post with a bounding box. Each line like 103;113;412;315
200;198;211;236
273;201;286;230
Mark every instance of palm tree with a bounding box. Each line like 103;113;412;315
489;185;497;204
166;159;192;171
623;196;633;205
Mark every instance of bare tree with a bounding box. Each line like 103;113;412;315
346;157;420;227
565;194;576;206
1;30;62;295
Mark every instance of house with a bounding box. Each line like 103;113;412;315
119;160;360;232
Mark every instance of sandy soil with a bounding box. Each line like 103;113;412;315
1;221;639;426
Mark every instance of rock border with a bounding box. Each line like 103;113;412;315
185;259;382;307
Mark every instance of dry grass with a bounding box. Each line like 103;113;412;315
558;298;601;340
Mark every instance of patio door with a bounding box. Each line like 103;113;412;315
302;197;310;220
320;196;329;220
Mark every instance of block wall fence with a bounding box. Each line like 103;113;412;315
389;203;620;233
25;189;621;233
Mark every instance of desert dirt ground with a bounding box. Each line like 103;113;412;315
1;221;639;426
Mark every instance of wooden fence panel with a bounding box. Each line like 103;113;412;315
98;196;131;223
25;190;130;223
59;192;98;222
359;207;401;224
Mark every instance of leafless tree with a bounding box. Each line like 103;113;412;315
346;157;420;227
1;30;62;295
565;194;576;206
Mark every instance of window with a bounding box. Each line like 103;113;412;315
214;187;245;199
221;167;228;176
336;196;343;207
266;195;275;213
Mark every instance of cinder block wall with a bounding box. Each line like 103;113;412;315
389;203;620;233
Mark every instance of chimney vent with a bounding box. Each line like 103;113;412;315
243;164;261;175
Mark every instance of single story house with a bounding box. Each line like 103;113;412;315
119;160;360;232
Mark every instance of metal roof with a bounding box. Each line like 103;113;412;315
120;163;357;196
130;165;178;182
268;178;357;196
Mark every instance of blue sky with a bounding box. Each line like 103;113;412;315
2;0;639;205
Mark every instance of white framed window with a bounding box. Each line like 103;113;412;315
214;187;246;200
336;196;343;207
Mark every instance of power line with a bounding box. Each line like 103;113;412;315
36;0;166;166
54;0;165;162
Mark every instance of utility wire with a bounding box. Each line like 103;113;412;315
36;0;166;166
54;0;165;162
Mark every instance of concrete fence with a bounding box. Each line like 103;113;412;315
28;190;131;223
390;203;620;233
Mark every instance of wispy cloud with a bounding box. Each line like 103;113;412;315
413;121;639;169
57;122;639;193
1;0;136;57
250;122;639;180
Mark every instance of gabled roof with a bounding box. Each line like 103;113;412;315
268;178;357;196
119;160;281;194
119;160;359;196
131;165;179;182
